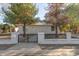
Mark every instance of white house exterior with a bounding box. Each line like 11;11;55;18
17;22;56;42
18;22;56;34
17;23;79;44
0;22;79;44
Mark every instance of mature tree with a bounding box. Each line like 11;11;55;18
65;4;79;33
45;3;69;37
2;3;38;39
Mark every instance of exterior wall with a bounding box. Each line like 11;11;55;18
38;32;79;44
18;25;55;42
18;25;55;34
0;32;18;44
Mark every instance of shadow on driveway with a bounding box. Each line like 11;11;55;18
39;44;77;50
23;44;78;56
1;43;79;56
0;44;15;50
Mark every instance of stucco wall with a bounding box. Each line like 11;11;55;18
0;32;18;44
38;32;79;44
18;25;55;34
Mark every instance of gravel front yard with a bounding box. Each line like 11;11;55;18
0;43;79;56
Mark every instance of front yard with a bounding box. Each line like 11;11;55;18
0;43;79;56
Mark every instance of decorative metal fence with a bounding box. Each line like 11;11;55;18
18;34;38;42
45;34;66;39
71;34;79;39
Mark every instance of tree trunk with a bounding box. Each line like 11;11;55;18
55;4;58;38
23;22;26;40
55;22;58;38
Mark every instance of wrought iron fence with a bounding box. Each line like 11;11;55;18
18;34;38;42
45;34;66;39
71;34;79;39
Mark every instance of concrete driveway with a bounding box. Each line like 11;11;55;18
0;43;79;56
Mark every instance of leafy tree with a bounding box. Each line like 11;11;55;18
2;3;38;39
65;4;79;33
45;3;69;36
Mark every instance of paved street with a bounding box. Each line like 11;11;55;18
0;43;79;56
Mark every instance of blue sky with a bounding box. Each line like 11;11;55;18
0;3;48;23
36;3;48;20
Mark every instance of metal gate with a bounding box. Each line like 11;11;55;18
18;34;38;43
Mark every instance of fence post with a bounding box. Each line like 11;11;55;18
66;32;71;40
11;32;19;44
38;32;44;44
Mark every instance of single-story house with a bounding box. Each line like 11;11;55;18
17;22;61;42
18;22;55;34
0;22;79;44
